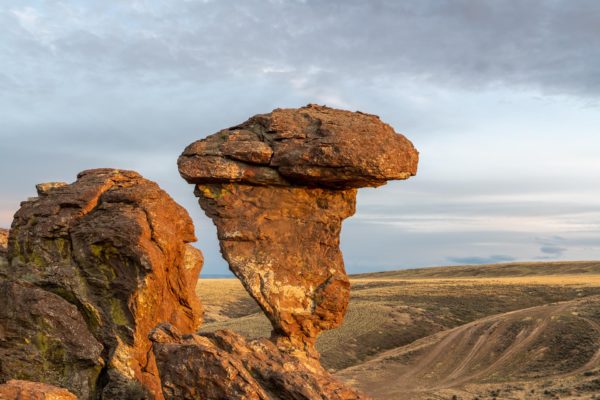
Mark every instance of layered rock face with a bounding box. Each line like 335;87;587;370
1;169;203;399
150;323;368;400
179;104;418;350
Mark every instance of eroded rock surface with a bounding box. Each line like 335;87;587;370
179;104;418;350
2;169;203;399
179;104;418;188
0;228;7;258
150;323;368;400
0;380;77;400
0;281;102;399
0;228;8;276
196;184;356;352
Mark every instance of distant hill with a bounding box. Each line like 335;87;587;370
352;260;600;279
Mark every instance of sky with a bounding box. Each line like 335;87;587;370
1;0;600;275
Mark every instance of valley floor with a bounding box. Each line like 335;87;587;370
196;261;600;399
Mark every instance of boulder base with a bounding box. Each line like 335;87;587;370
150;323;368;400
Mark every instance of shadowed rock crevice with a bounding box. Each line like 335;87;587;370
1;169;203;399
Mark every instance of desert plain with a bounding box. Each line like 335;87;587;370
198;261;600;400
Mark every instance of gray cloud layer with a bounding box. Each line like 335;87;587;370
3;1;600;97
2;1;599;273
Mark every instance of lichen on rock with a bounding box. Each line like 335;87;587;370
0;280;102;399
2;169;204;399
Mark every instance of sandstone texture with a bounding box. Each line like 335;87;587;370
0;380;77;400
150;323;368;400
1;169;203;399
179;104;418;350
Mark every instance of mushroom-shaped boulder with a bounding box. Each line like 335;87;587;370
179;104;418;352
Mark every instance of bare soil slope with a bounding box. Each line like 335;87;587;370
337;296;600;399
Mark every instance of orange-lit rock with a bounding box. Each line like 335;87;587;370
179;104;418;350
150;323;369;400
0;228;7;258
0;380;77;400
4;169;203;399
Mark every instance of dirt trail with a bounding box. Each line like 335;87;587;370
336;297;600;399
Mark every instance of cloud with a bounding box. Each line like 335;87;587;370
447;255;516;265
540;245;567;256
2;1;600;98
535;236;568;259
2;1;600;273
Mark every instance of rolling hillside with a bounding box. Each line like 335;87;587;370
337;296;600;399
196;261;600;399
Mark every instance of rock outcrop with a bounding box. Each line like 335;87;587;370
0;380;77;400
150;323;368;400
1;169;203;399
179;104;418;350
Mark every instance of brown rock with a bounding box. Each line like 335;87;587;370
0;280;102;399
4;169;203;399
150;323;368;400
179;105;418;350
196;184;356;351
0;380;77;400
178;104;418;188
35;182;68;196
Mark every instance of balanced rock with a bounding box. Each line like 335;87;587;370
3;169;203;399
0;380;77;400
179;104;418;350
150;323;368;400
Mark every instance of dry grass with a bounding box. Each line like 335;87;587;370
338;295;600;399
196;268;600;372
195;279;261;323
354;260;600;279
195;264;600;398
